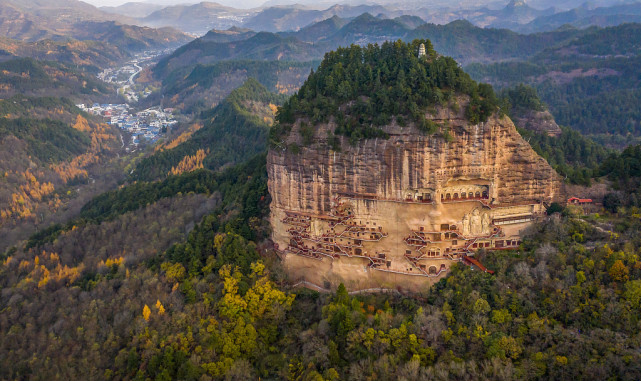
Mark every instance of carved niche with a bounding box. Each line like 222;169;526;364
461;208;491;237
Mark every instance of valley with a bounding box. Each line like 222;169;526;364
77;103;177;150
99;49;171;102
90;49;182;149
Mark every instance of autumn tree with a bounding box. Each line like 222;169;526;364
609;260;630;282
142;305;151;322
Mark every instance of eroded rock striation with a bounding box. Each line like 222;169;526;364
268;42;564;291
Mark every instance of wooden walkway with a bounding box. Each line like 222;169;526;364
463;255;495;274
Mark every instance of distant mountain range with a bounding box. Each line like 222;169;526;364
129;2;397;35
0;0;191;48
0;0;193;70
517;2;641;32
0;0;138;40
149;13;602;113
155;14;593;74
241;4;392;32
100;2;165;18
92;0;641;36
140;2;249;35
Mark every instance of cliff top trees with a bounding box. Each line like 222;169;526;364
272;39;500;145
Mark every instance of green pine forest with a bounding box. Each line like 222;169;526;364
272;40;501;145
465;24;641;146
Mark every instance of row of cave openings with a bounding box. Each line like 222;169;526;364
411;191;489;203
442;191;489;201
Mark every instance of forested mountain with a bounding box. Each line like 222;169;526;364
597;144;641;209
200;27;257;43
154;32;320;75
2;25;641;379
500;84;561;137
408;20;586;65
241;4;390;33
0;0;192;75
149;60;312;113
0;0;191;52
0;28;189;74
143;12;641;149
133;79;286;181
287;15;349;43
0;0;135;41
272;40;501;144
150;15;641;141
0;58;115;99
0;38;130;73
519;2;641;33
0;95;125;253
466;23;641;146
149;16;588;116
157;16;590;72
323;13;414;47
67;21;192;54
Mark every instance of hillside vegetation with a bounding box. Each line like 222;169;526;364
148;16;641;147
0;94;124;254
272;39;500;145
152;61;310;113
466;23;641;146
0;58;115;100
2;36;641;380
3;145;641;381
133;79;286;181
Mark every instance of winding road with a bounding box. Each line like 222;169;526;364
128;63;142;86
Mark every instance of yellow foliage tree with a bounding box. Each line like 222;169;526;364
158;123;203;151
609;260;630;282
142;305;151;321
72;114;91;132
498;336;522;360
156;300;165;315
169;149;208;176
161;262;186;283
204;262;294;377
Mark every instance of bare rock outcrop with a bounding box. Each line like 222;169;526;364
512;109;562;137
268;95;563;291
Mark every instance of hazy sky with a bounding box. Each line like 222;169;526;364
80;0;620;11
83;0;266;7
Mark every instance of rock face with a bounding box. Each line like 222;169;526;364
268;99;564;291
512;109;562;137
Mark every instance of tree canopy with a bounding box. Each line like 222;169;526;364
272;39;501;145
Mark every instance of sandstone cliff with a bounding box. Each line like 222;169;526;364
268;98;563;216
268;98;564;290
267;41;564;290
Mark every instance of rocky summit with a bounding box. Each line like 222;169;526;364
268;41;564;291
